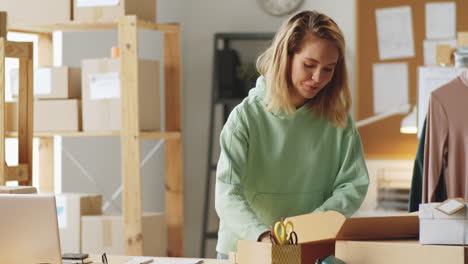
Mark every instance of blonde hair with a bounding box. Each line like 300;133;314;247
257;10;351;127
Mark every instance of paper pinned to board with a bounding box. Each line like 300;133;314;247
425;2;456;40
76;0;120;7
375;6;415;60
373;63;409;114
423;39;457;66
418;67;466;138
89;72;121;100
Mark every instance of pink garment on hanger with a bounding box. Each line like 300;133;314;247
423;70;468;203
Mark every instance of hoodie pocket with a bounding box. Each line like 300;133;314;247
249;192;325;225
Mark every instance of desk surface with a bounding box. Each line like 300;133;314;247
89;255;231;264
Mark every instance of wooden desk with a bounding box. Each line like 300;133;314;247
88;255;231;264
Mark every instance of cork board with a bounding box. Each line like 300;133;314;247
356;0;468;159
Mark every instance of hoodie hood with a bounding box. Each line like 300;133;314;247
248;76;267;100
248;76;311;118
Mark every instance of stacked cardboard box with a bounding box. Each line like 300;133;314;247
8;66;82;132
74;0;156;22
81;213;167;256
55;193;102;253
0;0;72;25
81;58;160;131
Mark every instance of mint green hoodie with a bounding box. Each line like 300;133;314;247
215;76;369;254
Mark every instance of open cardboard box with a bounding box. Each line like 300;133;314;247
237;211;418;264
336;240;468;264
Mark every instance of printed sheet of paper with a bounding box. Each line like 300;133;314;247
423;39;457;66
375;6;415;60
418;67;465;137
425;2;456;40
76;0;120;7
89;72;121;100
373;63;409;114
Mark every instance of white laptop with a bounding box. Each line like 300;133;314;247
0;194;62;264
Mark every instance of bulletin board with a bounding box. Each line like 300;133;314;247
356;0;468;159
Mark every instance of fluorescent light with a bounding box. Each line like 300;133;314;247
356;104;411;128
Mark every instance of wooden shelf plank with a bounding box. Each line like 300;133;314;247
9;20;179;34
5;131;181;139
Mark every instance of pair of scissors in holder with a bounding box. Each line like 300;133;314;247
270;219;298;245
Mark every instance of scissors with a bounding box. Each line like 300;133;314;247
270;219;298;245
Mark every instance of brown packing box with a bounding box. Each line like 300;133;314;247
34;100;81;131
6;100;81;132
11;67;81;99
81;213;166;256
336;240;468;263
55;193;102;253
81;58;160;131
237;211;419;264
74;0;155;22
0;0;71;25
289;211;418;262
0;186;37;194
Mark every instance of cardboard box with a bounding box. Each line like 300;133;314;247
0;186;37;194
237;211;419;264
5;100;81;132
81;213;166;256
419;203;468;245
0;0;71;25
336;240;468;264
55;193;102;253
81;58;160;131
74;0;155;22
34;100;81;131
11;66;81;99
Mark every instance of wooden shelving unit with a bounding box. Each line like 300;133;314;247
4;16;184;257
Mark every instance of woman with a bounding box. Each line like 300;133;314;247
214;10;369;259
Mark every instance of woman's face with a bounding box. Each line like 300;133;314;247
289;33;339;107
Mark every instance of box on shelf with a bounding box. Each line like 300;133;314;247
0;186;37;194
81;58;160;132
419;202;468;245
336;240;468;264
55;193;102;253
11;66;81;99
74;0;155;22
0;0;71;25
236;211;418;264
81;213;166;256
35;100;81;132
5;100;81;132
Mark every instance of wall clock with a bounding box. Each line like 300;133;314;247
258;0;304;16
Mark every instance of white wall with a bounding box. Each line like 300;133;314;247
57;0;356;258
